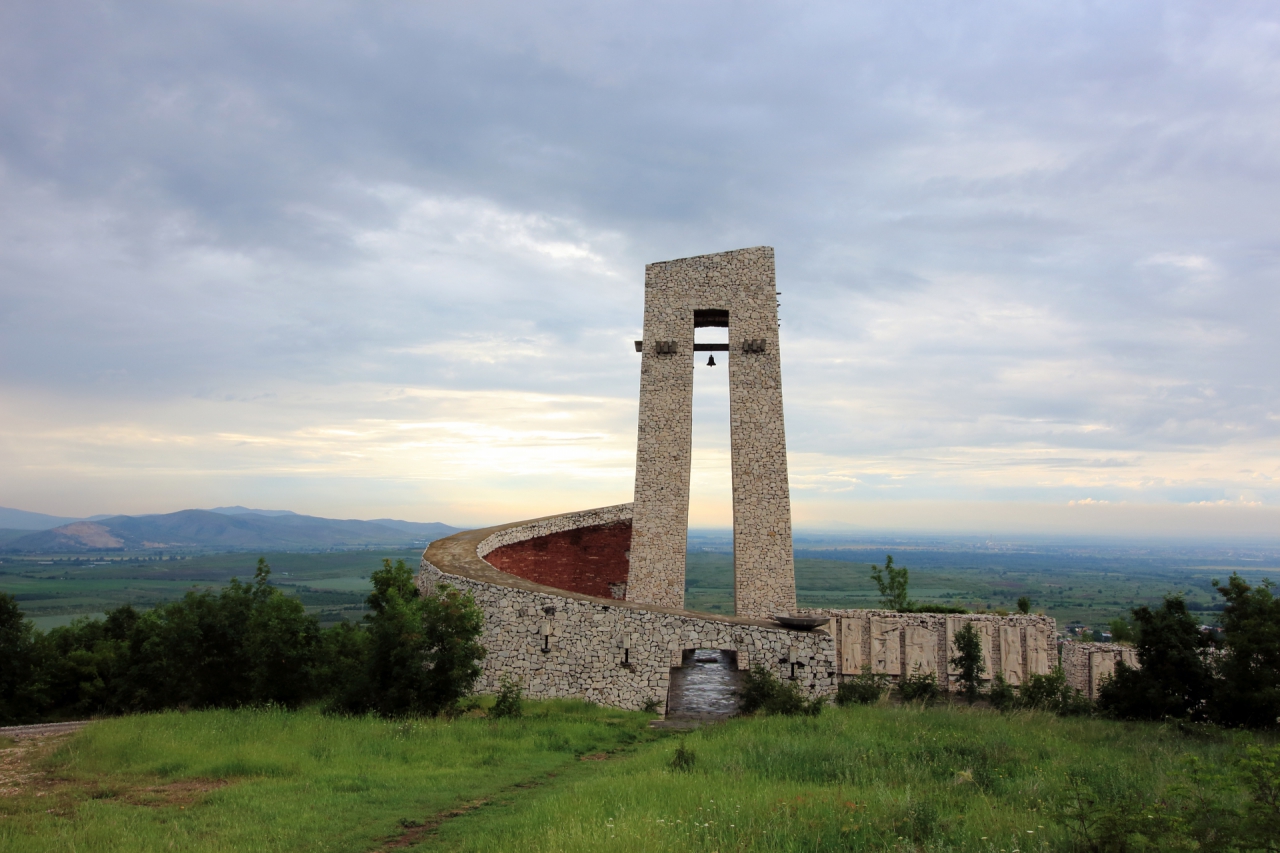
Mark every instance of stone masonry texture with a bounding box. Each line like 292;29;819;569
417;506;1102;713
629;246;797;618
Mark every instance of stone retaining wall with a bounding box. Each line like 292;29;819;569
1060;641;1138;700
803;608;1057;688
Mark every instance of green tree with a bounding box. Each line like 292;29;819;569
1109;616;1138;644
0;592;47;724
314;620;371;710
40;610;134;717
1016;596;1031;614
1211;573;1280;729
361;558;487;717
949;621;985;704
243;558;321;706
1097;595;1215;721
118;557;323;711
870;554;911;612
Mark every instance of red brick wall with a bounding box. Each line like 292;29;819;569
484;520;632;599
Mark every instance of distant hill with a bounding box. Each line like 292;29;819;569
0;506;85;530
1;509;463;554
207;506;302;517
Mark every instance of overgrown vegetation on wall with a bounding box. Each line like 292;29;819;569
0;559;486;725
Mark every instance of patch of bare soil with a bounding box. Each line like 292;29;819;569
0;731;230;820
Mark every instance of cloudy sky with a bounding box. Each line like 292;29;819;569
1;1;1277;537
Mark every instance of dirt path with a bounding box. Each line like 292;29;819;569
1;724;228;814
0;725;84;799
371;746;635;850
0;720;92;740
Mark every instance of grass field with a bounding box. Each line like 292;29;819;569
0;701;656;853
2;702;1269;852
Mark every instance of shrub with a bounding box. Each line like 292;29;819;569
670;741;696;772
736;664;825;716
835;670;888;706
1055;743;1280;852
1238;743;1280;847
490;676;523;719
988;672;1016;711
1019;667;1091;716
898;667;939;704
1016;596;1031;614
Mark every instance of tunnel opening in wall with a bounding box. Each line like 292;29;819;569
665;649;744;721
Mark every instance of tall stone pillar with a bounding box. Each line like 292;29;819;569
628;247;798;618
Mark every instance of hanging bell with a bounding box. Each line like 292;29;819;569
706;354;716;367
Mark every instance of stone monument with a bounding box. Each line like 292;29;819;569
626;246;797;619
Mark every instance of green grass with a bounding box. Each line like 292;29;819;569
4;703;1268;852
0;701;654;853
425;705;1259;852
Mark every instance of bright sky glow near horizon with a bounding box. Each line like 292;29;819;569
2;2;1279;538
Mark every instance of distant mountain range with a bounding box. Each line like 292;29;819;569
0;506;462;553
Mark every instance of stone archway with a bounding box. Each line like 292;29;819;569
665;648;746;721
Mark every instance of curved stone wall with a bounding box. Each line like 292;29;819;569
419;504;837;712
483;519;631;600
419;504;1088;711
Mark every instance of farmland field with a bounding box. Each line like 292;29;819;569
0;550;421;629
3;536;1278;635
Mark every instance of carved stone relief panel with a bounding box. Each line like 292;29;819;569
1026;626;1052;676
945;616;964;675
999;625;1024;685
870;618;901;675
1089;650;1116;699
840;616;864;674
904;625;938;678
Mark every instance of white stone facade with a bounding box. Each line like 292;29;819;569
629;247;797;619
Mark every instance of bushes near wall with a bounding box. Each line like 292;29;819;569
1099;574;1280;728
736;665;825;716
0;558;486;724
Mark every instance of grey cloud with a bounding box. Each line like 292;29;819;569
1;0;1278;515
